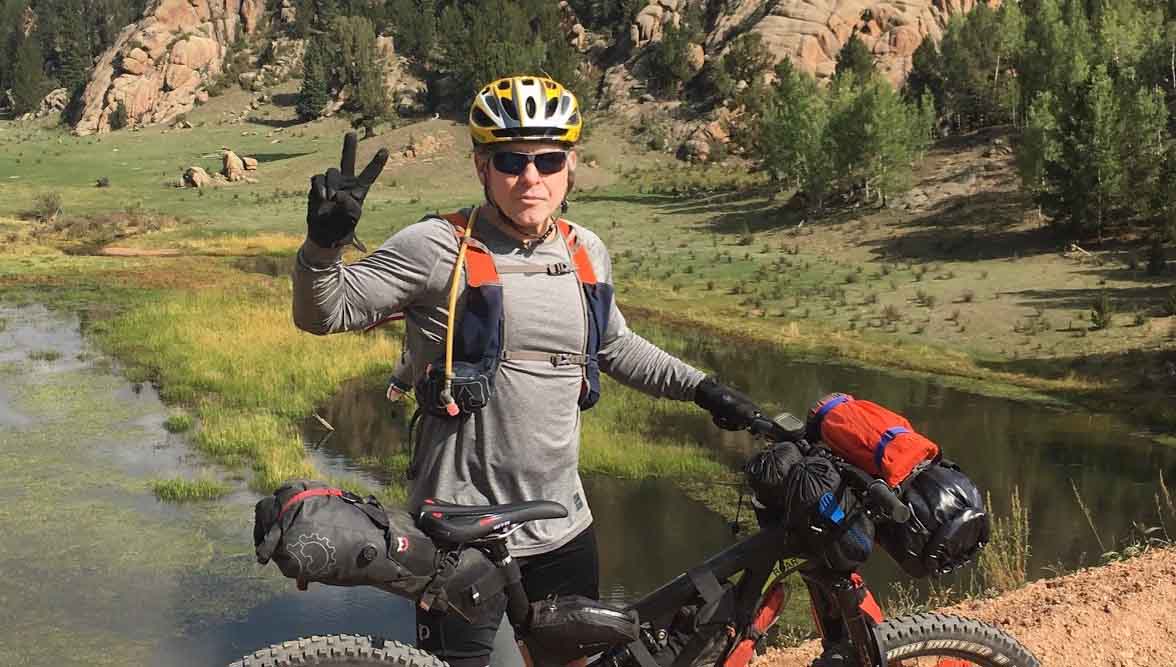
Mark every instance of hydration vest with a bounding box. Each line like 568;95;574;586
412;210;613;416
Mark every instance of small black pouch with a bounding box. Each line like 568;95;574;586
415;360;497;417
525;595;640;664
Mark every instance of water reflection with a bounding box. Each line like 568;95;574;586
305;321;1176;605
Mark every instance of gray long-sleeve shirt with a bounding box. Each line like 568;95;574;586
293;210;705;556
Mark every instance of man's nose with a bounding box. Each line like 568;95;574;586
519;161;543;185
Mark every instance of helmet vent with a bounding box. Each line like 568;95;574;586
471;107;493;127
568;112;580;125
497;80;510;90
522;78;534;85
559;94;571;115
501;97;519;121
525;97;537;118
545;97;559;117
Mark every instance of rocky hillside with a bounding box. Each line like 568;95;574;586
68;0;996;135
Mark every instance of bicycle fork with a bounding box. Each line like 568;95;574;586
805;570;886;667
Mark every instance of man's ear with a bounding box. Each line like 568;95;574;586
567;149;578;172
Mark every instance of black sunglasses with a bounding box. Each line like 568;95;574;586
491;150;569;176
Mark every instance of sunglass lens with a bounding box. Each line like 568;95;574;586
533;152;567;174
492;152;529;175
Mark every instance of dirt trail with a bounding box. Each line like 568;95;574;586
758;547;1176;667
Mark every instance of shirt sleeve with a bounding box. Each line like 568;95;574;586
580;228;706;401
292;219;454;335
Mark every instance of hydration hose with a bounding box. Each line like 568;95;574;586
439;206;480;417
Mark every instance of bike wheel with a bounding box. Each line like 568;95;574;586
229;634;449;667
876;613;1039;667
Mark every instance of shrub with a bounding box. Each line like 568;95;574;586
961;289;975;303
109;100;129;130
95;176;110;188
1091;291;1114;329
1164;287;1176;317
34;192;63;222
882;304;902;322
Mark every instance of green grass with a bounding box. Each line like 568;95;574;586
149;476;232;502
163;413;194;433
27;349;62;361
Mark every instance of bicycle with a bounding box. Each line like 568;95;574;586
232;411;1039;667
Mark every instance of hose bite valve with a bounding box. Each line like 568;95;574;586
440;385;460;417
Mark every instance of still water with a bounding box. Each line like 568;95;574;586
2;305;1172;666
305;322;1176;603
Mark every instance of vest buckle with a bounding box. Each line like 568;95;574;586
546;262;572;276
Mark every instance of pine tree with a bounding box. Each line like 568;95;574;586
645;20;694;96
1017;90;1061;215
905;37;944;111
1120;83;1169;221
1059;65;1123;238
834;33;874;84
334;15;391;133
11;30;47;115
297;35;330;119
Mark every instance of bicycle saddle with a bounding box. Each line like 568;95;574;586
416;498;568;545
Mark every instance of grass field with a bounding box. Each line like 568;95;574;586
1;86;1173;503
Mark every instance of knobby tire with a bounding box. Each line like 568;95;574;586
876;613;1040;666
229;634;450;667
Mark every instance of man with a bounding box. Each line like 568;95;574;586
292;75;757;667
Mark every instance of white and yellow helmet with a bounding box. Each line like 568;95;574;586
468;75;582;147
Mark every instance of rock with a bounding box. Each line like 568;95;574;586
587;160;599;169
195;90;209;104
244;176;259;184
73;0;267;135
677;136;710;163
707;0;991;87
242;156;258;170
403;133;451;159
174;118;192;129
35;87;69;118
687;43;705;73
222;149;246;181
182;166;211;188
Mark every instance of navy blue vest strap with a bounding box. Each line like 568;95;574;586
874;427;910;471
813;394;852;425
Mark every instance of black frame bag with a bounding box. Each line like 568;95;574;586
525;595;640;664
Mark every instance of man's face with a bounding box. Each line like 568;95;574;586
476;141;577;231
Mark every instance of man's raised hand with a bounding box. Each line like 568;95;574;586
307;131;389;250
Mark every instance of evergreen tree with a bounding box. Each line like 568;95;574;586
904;37;944;113
645;20;695;97
1053;65;1123;238
1120;83;1169;221
334;15;392;132
1017;90;1061;213
389;0;436;61
11;29;47;114
834;33;874;84
297;34;331;119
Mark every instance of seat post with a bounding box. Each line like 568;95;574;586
484;537;531;629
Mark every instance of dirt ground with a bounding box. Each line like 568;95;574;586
757;547;1176;667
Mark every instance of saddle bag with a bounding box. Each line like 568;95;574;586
525;595;640;665
806;393;939;487
876;462;990;578
253;480;506;622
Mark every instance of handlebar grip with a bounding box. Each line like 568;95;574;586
866;480;911;523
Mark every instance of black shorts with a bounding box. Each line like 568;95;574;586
416;524;600;664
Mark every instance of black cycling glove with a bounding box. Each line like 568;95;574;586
307;131;389;250
693;376;760;431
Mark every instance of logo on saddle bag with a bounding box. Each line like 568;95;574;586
289;532;337;576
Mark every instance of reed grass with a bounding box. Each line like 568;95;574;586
977;487;1030;593
150;476;232;502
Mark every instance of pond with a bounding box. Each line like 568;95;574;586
2;305;1172;667
304;322;1176;607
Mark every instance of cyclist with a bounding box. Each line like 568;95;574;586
292;74;757;667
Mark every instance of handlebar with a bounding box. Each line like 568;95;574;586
745;414;911;524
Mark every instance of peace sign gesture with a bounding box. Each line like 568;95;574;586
307;131;390;250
